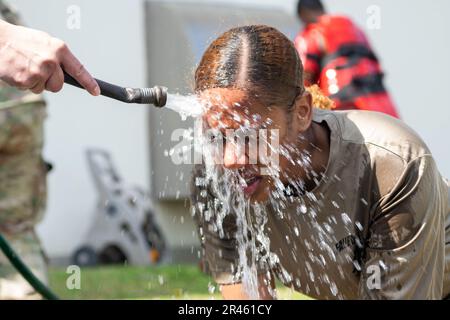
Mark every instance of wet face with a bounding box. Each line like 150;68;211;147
199;88;313;203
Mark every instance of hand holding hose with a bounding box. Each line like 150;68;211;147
0;19;100;95
0;20;167;107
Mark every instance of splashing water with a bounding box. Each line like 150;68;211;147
200;160;270;299
165;93;203;119
165;92;344;299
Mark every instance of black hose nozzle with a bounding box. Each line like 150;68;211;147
63;71;167;107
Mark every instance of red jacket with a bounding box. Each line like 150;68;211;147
294;15;399;118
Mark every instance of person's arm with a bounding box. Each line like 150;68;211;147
358;156;448;299
221;273;276;300
0;19;99;95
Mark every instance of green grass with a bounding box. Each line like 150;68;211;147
48;264;311;300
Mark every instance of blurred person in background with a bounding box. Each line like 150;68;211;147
294;0;399;118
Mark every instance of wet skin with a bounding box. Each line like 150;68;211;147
199;88;331;203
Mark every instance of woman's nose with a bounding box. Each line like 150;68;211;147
223;142;247;169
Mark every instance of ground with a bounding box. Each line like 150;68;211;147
48;264;311;300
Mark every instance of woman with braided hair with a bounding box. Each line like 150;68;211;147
190;25;449;300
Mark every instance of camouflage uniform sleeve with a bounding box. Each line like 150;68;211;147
0;82;47;235
0;0;49;299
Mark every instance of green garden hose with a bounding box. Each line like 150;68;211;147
0;232;59;300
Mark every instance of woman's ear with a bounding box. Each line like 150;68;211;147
293;91;313;132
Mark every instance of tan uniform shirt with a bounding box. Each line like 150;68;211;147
191;109;450;300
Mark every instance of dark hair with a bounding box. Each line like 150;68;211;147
195;25;304;108
297;0;325;15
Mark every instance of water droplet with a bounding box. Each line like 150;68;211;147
330;282;338;296
341;213;351;225
208;282;216;294
355;221;363;231
352;260;361;271
396;257;407;264
285;235;290;244
299;204;307;214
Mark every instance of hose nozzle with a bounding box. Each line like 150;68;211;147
130;86;167;107
63;71;168;108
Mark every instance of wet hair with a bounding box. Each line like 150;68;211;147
297;0;325;15
195;25;334;110
195;25;303;108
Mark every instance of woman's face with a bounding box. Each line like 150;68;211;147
199;88;312;203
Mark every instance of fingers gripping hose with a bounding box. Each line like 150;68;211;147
63;72;167;107
0;233;58;300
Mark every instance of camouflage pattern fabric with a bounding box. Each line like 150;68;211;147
0;0;49;298
0;82;47;233
0;85;49;300
0;229;48;299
